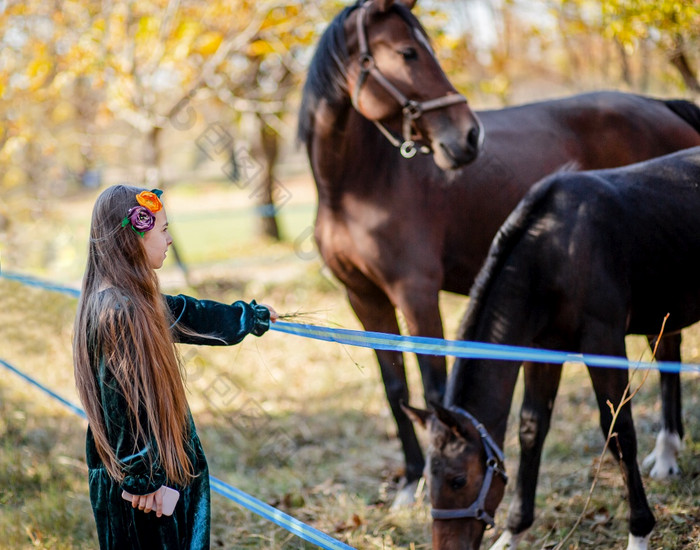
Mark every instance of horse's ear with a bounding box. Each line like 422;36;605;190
433;402;460;430
373;0;418;14
401;401;432;428
433;403;480;442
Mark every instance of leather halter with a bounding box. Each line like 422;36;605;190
430;406;508;529
350;1;468;159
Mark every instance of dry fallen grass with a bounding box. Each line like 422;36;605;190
1;183;698;549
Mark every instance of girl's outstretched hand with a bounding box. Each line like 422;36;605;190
261;304;278;323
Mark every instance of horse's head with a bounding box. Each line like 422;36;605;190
343;0;482;170
404;402;507;550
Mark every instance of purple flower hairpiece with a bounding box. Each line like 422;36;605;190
121;188;163;237
122;206;155;237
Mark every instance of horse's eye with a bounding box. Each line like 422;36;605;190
450;475;466;490
400;47;418;61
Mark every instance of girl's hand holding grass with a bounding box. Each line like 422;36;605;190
261;304;278;323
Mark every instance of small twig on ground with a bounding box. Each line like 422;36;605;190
553;314;670;550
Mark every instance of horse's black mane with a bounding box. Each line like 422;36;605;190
297;3;359;145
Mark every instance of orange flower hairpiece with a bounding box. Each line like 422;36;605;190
136;190;163;212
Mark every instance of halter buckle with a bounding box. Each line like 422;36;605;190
400;140;417;158
403;100;423;120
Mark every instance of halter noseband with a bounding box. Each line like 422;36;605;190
350;2;469;159
430;406;508;529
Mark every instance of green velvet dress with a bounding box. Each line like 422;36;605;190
85;294;271;550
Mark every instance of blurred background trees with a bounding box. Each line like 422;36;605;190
0;0;698;249
0;0;333;236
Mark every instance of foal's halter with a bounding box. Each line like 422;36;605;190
350;2;468;159
430;406;508;529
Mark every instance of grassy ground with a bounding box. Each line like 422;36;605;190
1;182;699;549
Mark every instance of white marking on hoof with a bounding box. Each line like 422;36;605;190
642;429;682;480
489;530;523;550
627;532;650;550
390;479;419;510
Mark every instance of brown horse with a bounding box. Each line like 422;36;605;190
297;0;700;503
404;146;700;550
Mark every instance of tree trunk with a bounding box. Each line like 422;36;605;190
639;39;651;93
555;11;581;86
669;43;700;95
145;125;190;283
144;126;163;188
254;118;281;241
615;39;632;87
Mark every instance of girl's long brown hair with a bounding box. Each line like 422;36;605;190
73;184;194;486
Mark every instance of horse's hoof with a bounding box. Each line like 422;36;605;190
489;530;522;550
642;430;682;480
389;479;420;510
627;532;650;550
647;459;681;480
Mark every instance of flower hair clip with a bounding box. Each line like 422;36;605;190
121;189;163;237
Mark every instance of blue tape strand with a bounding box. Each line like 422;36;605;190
210;478;355;550
0;271;81;298
0;358;87;419
2;269;699;374
270;322;700;375
0;357;356;550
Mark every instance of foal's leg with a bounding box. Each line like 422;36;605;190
587;357;655;550
642;333;683;479
491;362;563;550
345;287;425;500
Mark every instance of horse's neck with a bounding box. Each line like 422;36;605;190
446;359;520;444
309;100;396;207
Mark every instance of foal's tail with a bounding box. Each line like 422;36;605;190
664;98;700;135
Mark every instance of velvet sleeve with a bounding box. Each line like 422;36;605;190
165;294;271;346
97;358;166;496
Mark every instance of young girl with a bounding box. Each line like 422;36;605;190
73;184;277;549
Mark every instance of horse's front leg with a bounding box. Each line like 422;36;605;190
392;285;448;409
345;286;425;505
585;334;655;550
384;280;447;507
490;362;563;550
642;333;683;479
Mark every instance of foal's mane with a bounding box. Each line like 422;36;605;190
457;175;559;340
